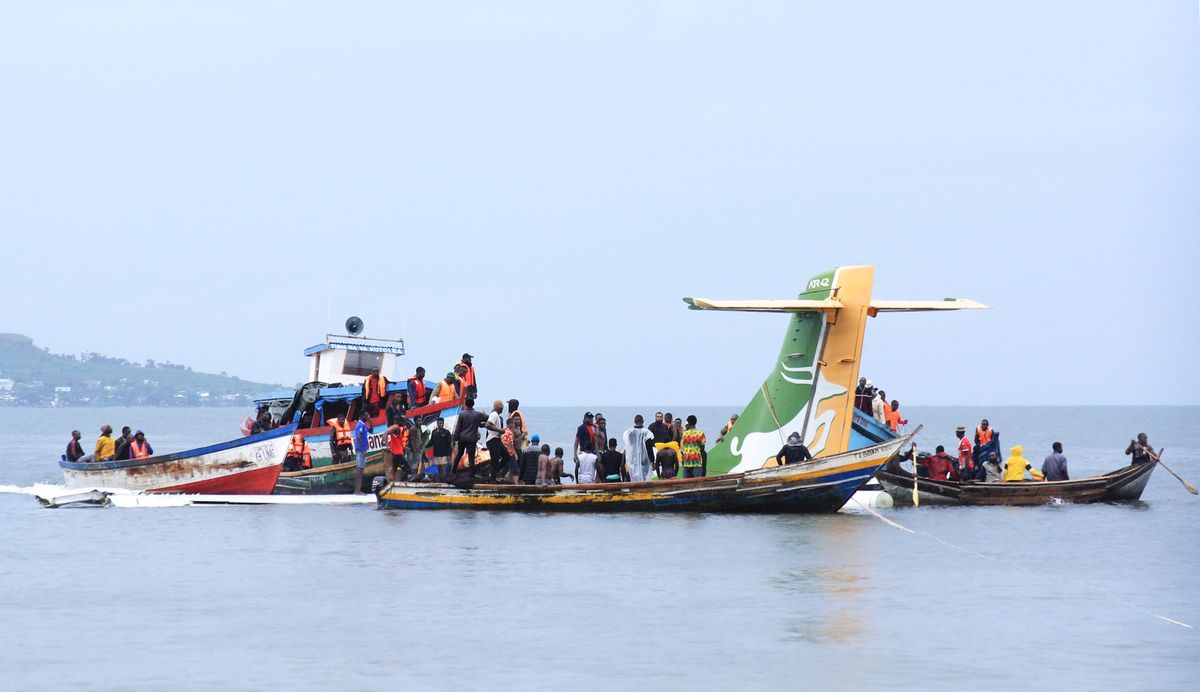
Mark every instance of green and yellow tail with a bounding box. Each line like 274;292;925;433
686;266;985;475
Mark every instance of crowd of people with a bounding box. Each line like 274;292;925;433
64;425;154;463
914;420;1159;483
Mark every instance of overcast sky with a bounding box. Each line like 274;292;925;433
1;2;1196;406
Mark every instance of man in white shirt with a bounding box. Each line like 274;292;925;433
622;414;655;482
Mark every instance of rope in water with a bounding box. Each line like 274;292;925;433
848;497;1194;630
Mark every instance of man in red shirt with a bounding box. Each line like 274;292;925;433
955;426;973;480
924;445;959;481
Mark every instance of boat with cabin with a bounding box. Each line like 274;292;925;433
377;265;986;512
249;327;470;494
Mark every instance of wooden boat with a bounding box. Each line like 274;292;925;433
378;432;914;512
59;425;292;494
875;460;1157;506
378;265;986;513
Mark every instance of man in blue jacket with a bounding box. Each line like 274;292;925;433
353;412;372;494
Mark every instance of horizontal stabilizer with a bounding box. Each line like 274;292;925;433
683;297;843;312
683;296;987;314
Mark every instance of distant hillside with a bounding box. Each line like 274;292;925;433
0;333;281;407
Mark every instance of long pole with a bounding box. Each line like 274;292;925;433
911;441;919;507
1156;449;1199;495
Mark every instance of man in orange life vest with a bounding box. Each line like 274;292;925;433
328;416;354;466
128;431;154;459
283;434;312;472
362;368;389;418
406;366;429;409
455;353;477;399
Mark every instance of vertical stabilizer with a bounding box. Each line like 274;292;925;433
704;266;875;474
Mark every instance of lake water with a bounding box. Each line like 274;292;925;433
1;405;1197;690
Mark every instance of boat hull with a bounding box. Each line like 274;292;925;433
377;434;911;512
876;460;1158;506
60;426;291;494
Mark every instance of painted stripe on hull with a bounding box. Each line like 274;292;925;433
152;464;283;495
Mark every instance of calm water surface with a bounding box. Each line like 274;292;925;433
1;406;1197;690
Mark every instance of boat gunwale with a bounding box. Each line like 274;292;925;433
59;424;295;472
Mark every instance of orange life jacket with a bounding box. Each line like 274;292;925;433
976;425;993;447
130;439;151;459
288;434;312;469
455;362;476;388
388;427;409;455
363;374;388;402
436;380;457;402
408;377;427;406
330;419;353;447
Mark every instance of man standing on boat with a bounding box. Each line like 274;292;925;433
406;367;428;408
329;416;354;468
484;400;513;482
113;426;133;461
1125;433;1158;465
450;398;496;477
679;415;707;479
623;415;655;482
573;412;597;463
455;353;477;400
353;412;372;494
362;368;389;418
434;372;458;404
955;426;973;479
1042;442;1069;481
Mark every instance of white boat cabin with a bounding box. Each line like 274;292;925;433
304;335;405;385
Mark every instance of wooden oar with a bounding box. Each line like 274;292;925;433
1155;449;1198;495
911;442;919;507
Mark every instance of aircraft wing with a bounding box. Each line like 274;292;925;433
683;296;988;314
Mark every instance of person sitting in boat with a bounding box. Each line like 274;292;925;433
65;430;85;463
251;407;274;435
385;393;407;427
884;400;907;433
1041;442;1069;481
775;432;813;466
406;367;429;409
982;451;1004;482
128;431;153;459
655;445;678;480
283;434;312;472
112;426;133;461
922;445;958;481
78;424;115;463
362;368;389;418
1125;433;1158;465
1002;445;1045;482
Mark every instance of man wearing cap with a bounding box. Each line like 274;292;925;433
433;372;459;403
518;434;543;484
455;353;477;399
128;431;154;459
573;412;597;463
955;426;973;480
